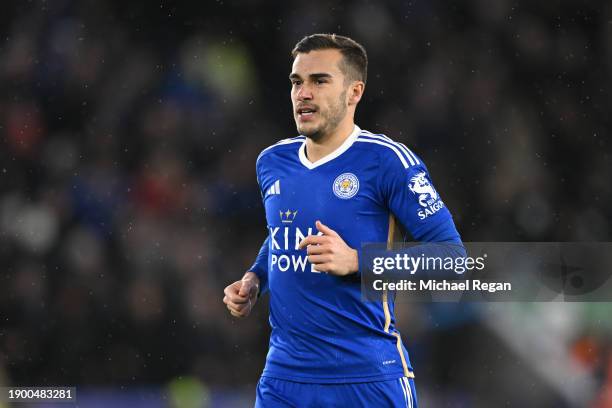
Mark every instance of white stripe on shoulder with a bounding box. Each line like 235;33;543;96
356;137;410;168
360;131;416;166
257;136;305;161
398;142;420;165
403;377;413;408
399;378;409;408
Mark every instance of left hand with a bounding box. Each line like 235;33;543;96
297;220;358;276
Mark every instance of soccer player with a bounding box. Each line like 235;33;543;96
223;33;463;407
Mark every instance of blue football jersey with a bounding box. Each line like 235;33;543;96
249;125;461;383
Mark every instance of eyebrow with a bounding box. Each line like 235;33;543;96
289;72;333;81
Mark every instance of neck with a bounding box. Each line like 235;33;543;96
305;117;355;163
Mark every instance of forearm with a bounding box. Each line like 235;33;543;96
242;271;260;296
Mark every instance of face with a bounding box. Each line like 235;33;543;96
290;49;350;140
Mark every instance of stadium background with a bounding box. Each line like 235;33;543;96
1;0;611;406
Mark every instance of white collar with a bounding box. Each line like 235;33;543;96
298;125;361;170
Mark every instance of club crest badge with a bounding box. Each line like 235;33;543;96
333;173;359;199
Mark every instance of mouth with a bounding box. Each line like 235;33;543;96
296;107;317;118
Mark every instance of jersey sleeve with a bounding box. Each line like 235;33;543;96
248;236;269;296
248;154;269;296
380;150;461;243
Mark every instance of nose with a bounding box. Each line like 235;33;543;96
296;84;313;100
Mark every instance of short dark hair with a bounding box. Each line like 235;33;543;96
292;34;368;84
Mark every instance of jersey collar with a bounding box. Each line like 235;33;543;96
298;125;361;170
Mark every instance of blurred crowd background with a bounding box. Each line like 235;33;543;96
1;0;611;406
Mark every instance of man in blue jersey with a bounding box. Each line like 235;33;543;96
223;33;462;407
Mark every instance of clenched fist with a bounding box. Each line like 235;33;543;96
223;272;260;318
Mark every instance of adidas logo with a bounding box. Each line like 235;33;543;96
266;180;281;197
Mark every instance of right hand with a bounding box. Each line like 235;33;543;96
223;272;260;318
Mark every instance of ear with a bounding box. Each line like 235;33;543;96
347;81;365;106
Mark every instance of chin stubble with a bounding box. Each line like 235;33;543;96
297;88;348;141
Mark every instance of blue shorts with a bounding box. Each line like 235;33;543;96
255;376;417;408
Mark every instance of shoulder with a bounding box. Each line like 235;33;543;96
354;129;422;170
256;136;305;167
